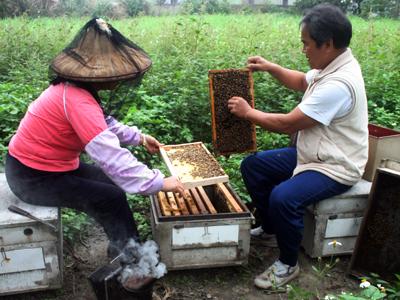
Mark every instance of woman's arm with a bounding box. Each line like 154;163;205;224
105;116;143;146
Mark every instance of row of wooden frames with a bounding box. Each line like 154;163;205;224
157;183;244;216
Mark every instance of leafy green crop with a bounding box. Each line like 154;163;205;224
1;14;399;242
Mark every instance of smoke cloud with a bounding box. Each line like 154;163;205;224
119;239;167;284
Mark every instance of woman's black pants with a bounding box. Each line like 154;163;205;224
5;153;139;252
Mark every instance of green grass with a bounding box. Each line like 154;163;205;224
1;13;399;241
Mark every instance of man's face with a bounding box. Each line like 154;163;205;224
301;25;331;70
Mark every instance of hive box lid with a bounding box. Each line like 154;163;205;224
0;173;58;226
309;179;372;214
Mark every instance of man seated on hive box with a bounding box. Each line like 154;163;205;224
227;4;368;289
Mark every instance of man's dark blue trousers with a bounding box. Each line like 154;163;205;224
241;147;351;266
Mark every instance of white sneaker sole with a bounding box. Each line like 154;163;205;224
254;266;300;289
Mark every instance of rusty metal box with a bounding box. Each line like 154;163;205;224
302;179;372;258
150;183;253;270
349;160;400;280
0;173;63;296
363;124;400;182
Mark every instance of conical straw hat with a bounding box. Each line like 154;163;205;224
50;18;152;82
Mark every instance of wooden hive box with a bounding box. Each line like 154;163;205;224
208;68;256;155
155;184;244;218
150;183;253;270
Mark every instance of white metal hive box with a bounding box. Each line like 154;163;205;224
302;179;372;258
0;174;58;227
0;173;63;296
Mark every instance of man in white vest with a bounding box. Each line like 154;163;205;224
228;4;368;289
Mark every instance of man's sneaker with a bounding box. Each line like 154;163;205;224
250;226;278;247
254;260;300;289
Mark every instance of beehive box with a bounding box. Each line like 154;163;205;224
349;160;400;280
209;68;256;155
0;173;63;296
302;179;372;258
363;123;400;181
150;183;253;270
160;142;228;189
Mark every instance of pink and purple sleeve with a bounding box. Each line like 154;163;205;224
85;129;164;195
105;116;143;146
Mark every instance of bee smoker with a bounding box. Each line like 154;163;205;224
88;258;154;300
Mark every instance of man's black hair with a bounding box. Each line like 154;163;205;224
300;4;352;49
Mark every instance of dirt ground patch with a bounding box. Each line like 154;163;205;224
2;221;360;300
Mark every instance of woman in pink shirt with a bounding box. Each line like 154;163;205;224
5;18;184;267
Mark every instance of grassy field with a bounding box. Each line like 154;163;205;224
1;15;399;139
0;14;399;239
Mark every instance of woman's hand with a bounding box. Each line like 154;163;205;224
227;96;252;119
162;176;186;197
142;134;163;154
247;55;275;72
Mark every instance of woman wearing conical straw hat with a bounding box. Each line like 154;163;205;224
5;18;183;288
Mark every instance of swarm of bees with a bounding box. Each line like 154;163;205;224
209;69;256;155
